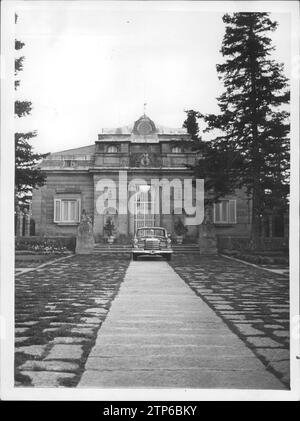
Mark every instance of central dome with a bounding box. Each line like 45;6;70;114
132;115;157;135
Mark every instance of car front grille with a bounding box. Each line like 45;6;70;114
145;239;160;250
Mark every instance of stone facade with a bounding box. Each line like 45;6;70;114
32;115;252;242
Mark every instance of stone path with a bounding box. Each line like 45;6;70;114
79;261;285;389
170;255;290;387
15;254;130;387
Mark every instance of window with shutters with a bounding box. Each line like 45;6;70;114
54;199;81;223
213;200;236;224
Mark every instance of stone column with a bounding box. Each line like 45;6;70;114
260;215;264;237
16;206;23;237
283;212;289;239
15;206;20;236
268;214;273;238
24;208;31;237
198;205;218;255
93;175;104;242
118;177;129;236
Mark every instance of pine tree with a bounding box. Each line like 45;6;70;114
183;109;244;200
183;110;200;142
15;14;46;206
197;12;289;245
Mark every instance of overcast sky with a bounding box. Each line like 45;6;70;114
14;1;291;154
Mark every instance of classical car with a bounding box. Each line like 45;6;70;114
132;227;173;261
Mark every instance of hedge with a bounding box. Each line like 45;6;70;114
15;236;76;253
217;236;288;252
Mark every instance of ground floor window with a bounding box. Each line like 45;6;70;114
214;199;236;224
54;199;81;223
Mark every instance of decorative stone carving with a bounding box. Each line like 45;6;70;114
75;210;95;254
132;115;157;135
198;205;218;255
130;152;162;167
140;152;151;167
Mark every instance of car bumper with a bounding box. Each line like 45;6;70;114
132;249;173;255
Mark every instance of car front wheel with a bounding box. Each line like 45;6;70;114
132;254;138;261
165;254;172;261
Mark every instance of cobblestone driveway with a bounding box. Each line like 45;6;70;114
15;254;130;387
170;255;290;388
15;252;290;389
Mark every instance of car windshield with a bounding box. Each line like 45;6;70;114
136;228;166;237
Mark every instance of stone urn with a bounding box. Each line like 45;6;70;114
174;218;187;245
104;217;116;245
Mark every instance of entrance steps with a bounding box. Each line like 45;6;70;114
93;244;131;254
173;245;199;253
93;243;199;254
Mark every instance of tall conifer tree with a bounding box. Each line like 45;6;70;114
15;14;46;206
197;13;289;244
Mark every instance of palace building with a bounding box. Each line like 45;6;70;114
32;114;255;241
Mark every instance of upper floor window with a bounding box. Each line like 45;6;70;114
172;146;182;153
63;159;75;167
214;200;236;224
107;145;118;153
54;199;81;223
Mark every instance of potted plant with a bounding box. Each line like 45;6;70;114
104;217;116;244
174;218;188;244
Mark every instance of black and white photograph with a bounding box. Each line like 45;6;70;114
0;0;299;401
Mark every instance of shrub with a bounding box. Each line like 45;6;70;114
174;218;188;236
15;237;76;253
217;236;288;253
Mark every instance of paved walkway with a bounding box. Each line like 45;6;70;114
79;261;284;389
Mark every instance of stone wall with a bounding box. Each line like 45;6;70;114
32;170;252;241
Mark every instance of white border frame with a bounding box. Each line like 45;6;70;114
1;0;299;401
